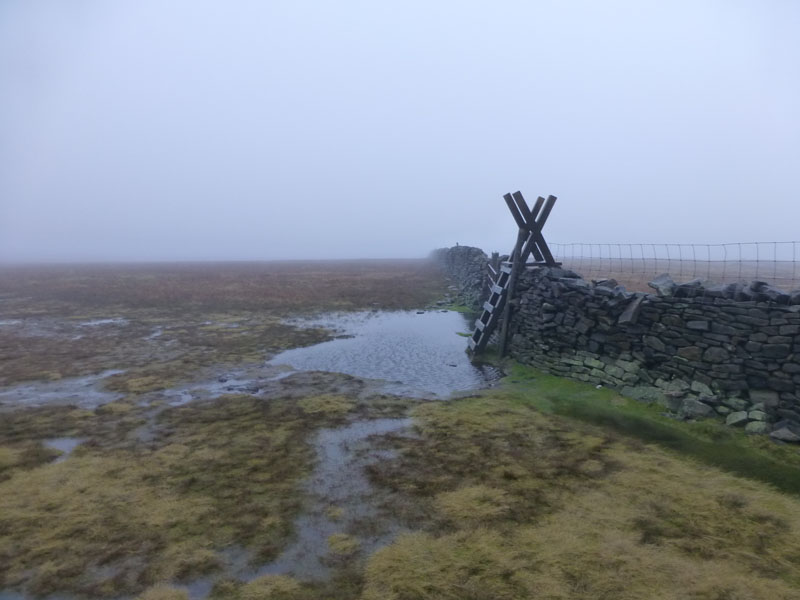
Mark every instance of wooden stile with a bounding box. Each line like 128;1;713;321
468;191;559;355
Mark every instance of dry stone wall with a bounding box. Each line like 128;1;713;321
434;245;800;442
431;246;489;309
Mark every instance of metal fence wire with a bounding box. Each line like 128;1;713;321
550;241;800;293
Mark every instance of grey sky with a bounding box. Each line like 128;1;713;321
1;1;798;262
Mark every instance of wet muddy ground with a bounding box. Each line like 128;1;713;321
0;263;497;599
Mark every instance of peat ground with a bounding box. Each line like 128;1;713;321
1;260;800;599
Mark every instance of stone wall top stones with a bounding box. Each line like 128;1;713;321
432;244;800;442
431;246;489;310
509;267;800;442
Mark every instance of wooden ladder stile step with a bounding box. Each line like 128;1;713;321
470;190;558;356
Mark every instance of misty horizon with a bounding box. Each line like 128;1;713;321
2;1;799;263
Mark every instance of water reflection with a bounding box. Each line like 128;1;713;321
271;310;499;398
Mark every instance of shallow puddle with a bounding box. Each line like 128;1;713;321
271;310;500;398
0;369;125;409
79;318;128;327
250;417;412;580
175;417;416;598
159;365;296;407
44;437;87;463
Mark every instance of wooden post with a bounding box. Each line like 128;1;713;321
490;252;499;274
498;229;525;356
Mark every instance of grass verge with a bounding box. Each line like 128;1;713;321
500;363;800;495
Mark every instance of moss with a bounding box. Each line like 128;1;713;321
298;395;356;416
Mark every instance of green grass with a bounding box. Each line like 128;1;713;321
439;303;475;314
499;363;800;495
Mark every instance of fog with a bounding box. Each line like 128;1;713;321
1;1;798;262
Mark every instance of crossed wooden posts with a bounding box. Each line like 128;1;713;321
468;191;559;355
503;192;559;268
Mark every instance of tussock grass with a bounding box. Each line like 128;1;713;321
0;394;343;597
434;485;511;525
368;397;614;528
0;261;451;597
2;405;100;443
328;533;361;556
298;394;356;416
0;402;146;473
99;318;330;394
326;506;345;521
239;575;305;600
137;585;190;600
208;575;312;600
363;383;800;599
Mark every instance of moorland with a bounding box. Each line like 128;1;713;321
1;260;800;600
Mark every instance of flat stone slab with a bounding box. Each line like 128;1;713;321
726;411;750;427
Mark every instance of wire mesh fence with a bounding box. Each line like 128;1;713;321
551;241;800;293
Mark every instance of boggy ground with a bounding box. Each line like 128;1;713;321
362;369;800;600
2;261;800;599
140;369;800;600
0;260;446;388
0;261;445;598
